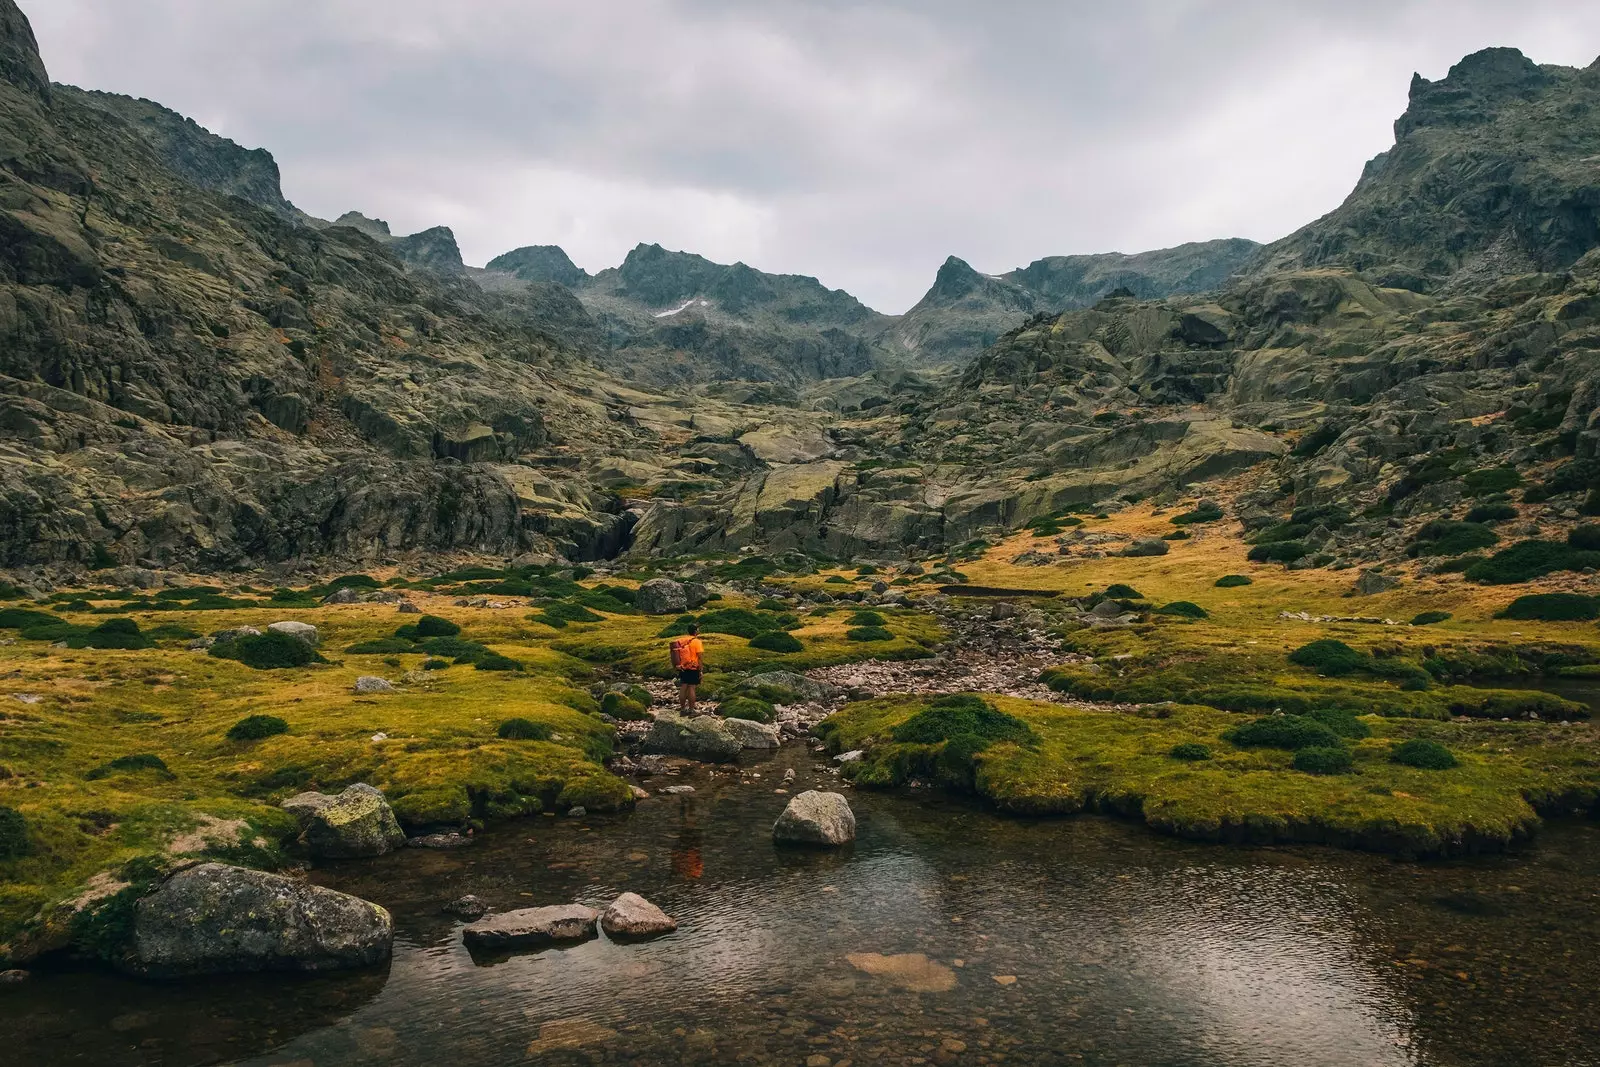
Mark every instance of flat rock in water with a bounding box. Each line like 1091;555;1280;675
126;863;392;977
773;790;856;846
283;783;406;859
846;952;957;993
720;716;781;749
601;893;677;938
462;904;599;950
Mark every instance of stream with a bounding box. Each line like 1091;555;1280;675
3;745;1599;1067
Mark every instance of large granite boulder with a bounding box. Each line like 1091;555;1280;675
642;714;742;763
720;716;781;750
773;790;856;846
636;578;689;615
600;893;677;939
267;621;320;647
462;904;598;950
282;784;406;859
125;863;392;977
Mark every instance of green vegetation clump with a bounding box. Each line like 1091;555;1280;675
1390;738;1457;770
1407;521;1499;558
750;631;803;653
345;638;415;655
1223;715;1343;751
1171;502;1224;525
847;626;894;642
600;692;650;721
497;718;554;741
1462;466;1522;497
1496;593;1600;621
849;610;887;626
0;608;60;630
212;631;319;670
227;715;289;742
1570;525;1600;551
421;658;451;671
1293;746;1353;775
1410;611;1452;626
0;806;29;859
719;696;775;723
1465;502;1517;524
1465;541;1600;584
475;654;524;672
1247;540;1308;563
1157;601;1208;619
1103;584;1144;599
658;608;796;639
891;695;1034;747
1169;742;1212;761
85;754;172;780
415;615;461;638
1214;575;1253;588
1288;639;1369;676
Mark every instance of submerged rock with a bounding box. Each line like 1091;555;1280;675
846;951;957;993
282;783;406;859
125;863;392;977
600;893;677;939
643;714;742;763
462;904;598;950
635;578;688;615
408;832;471;849
773;790;856;846
443;895;490;920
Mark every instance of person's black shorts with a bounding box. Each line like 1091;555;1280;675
677;668;702;686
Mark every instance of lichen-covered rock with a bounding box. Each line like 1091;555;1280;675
1120;539;1170;558
720;716;781;750
773;790;856;846
636;578;688;615
267;621;320;647
322;587;362;605
740;671;839;703
1353;570;1402;596
642;714;742;763
354;675;394;694
600;893;677;939
461;904;598;950
682;582;712;609
282;784;406;859
125;863;392;977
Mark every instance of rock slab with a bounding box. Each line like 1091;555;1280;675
282;783;406;859
462;904;599;950
642;714;742;763
600;893;677;939
126;863;392;977
773;790;856;846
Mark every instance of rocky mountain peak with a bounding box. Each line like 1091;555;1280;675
0;0;49;99
1396;47;1558;138
391;225;465;274
616;243;721;306
486;245;588;287
926;256;988;302
332;211;394;240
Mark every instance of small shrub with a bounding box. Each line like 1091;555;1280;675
1410;611;1452;626
1247;540;1308;563
1214;575;1253;588
325;574;380;591
1169;742;1212;761
1171;503;1224;525
421;658;451;671
1104;584;1144;599
600;691;650;721
846;626;894;642
1465;502;1517;524
1390;738;1458;770
227;714;289;741
1223;715;1342;751
1288;639;1369;677
756;598;791;611
497;717;553;741
750;631;803;653
1569;524;1600;551
346;638;416;655
849;610;887;626
1465;541;1600;584
0;608;60;630
1407;521;1499;558
1157;601;1208;619
1303;707;1371;739
212;632;318;670
0;805;29;859
719;696;774;723
1293;746;1354;775
892;694;1034;747
414;615;461;638
475;654;524;671
85;753;172;780
1497;593;1600;621
416;637;491;662
1462;466;1521;497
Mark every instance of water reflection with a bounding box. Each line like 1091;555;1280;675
2;747;1597;1066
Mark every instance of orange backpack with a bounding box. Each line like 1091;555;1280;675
670;636;701;670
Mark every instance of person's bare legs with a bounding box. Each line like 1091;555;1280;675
687;683;698;713
678;682;691;713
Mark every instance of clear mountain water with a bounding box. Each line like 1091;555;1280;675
4;745;1598;1067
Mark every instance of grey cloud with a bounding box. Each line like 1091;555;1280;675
27;0;1600;311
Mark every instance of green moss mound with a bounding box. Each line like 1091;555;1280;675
0;608;60;630
497;717;554;741
416;637;492;664
1247;540;1308;563
415;615;461;638
1465;541;1600;584
0;805;29;859
391;787;471;829
1407;520;1499;558
1214;575;1253;588
1497;593;1600;621
1288;639;1369;677
346;638;415;655
1304;707;1371;739
846;626;894;642
750;631;803;653
227;714;289;742
1465;502;1517;524
212;631;319;670
1410;611;1452;626
1171;503;1224;525
475;654;524;672
1157;601;1208;619
1169;742;1212;761
1223;715;1343;751
600;691;650;721
849;610;887;627
1103;584;1144;599
1463;466;1522;497
1293;746;1353;775
85;753;172;780
1569;524;1600;552
719;696;775;723
1391;738;1458;770
891;695;1034;747
421;658;451;671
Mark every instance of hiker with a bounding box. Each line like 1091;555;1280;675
670;623;705;713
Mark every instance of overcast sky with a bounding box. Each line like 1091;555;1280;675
26;1;1600;312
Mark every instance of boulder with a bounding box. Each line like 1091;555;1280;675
740;671;839;703
636;578;689;615
1353;570;1402;596
601;893;677;939
354;675;395;694
267;621;320;648
397;601;421;614
462;904;598;950
1120;539;1171;557
683;582;712;609
125;863;393;977
720;716;782;749
211;626;261;643
773;790;856;846
642;714;742;763
322;587;361;605
282;783;406;859
443;894;489;920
